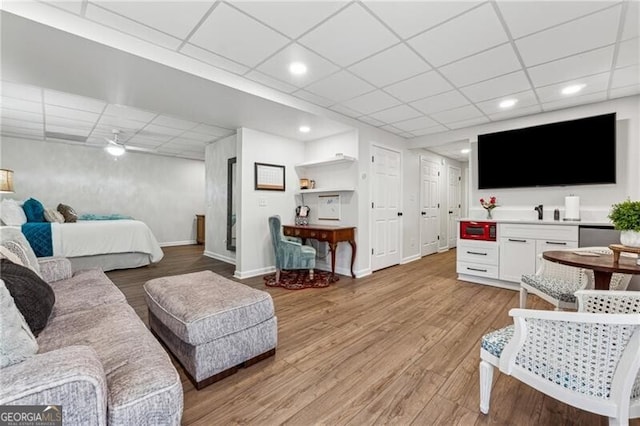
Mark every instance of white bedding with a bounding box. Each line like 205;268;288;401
51;219;164;263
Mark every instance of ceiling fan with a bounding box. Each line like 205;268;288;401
104;129;126;156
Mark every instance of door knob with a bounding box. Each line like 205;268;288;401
397;212;403;216
421;211;426;215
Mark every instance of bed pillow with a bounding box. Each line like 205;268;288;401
0;199;27;226
57;203;77;223
22;198;46;223
0;279;39;368
0;259;55;337
44;208;64;223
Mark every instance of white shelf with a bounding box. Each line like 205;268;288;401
296;187;355;195
295;155;356;169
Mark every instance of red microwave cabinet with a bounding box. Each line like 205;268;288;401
460;221;497;241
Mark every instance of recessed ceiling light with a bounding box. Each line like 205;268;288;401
289;62;307;75
561;84;586;95
461;148;470;154
499;99;518;109
299;126;310;133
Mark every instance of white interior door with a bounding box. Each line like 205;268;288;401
420;156;440;256
448;166;462;248
371;145;401;271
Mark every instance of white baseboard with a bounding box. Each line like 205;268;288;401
401;254;421;264
159;240;197;247
203;250;236;265
354;268;371;278
235;266;275;280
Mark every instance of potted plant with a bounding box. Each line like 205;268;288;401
608;198;640;247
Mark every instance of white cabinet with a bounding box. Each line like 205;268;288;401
498;223;578;283
457;240;499;279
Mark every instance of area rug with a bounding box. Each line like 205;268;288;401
264;270;339;290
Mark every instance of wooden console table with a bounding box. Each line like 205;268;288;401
282;224;356;279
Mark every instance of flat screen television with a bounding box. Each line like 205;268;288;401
477;112;616;189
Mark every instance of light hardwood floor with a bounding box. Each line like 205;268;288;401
106;245;637;426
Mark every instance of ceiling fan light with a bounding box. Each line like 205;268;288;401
106;144;125;156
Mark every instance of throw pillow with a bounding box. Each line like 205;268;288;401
43;208;64;223
0;227;42;278
1;259;55;337
57;203;77;223
22;198;46;223
0;199;27;226
0;279;39;368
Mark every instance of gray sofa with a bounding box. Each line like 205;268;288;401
0;228;183;425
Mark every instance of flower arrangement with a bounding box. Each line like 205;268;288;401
480;196;498;219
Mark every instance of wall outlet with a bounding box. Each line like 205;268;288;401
259;198;267;207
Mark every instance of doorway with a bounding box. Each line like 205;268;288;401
447;165;462;249
420;156;440;256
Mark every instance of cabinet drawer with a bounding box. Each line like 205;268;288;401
457;243;498;265
535;239;578;271
457;261;499;279
499;223;578;241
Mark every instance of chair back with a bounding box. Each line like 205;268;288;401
268;215;282;254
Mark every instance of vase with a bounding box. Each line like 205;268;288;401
620;230;640;247
486;209;493;220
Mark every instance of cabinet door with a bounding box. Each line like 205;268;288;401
535;239;578;271
499;237;536;283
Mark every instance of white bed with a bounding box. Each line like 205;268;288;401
50;219;164;272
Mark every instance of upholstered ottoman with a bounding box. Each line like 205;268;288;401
143;270;277;390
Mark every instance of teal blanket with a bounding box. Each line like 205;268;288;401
77;213;134;221
22;223;52;257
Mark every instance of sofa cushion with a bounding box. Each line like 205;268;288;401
22;198;46;223
0;199;27;226
36;303;183;425
0;227;41;278
1;259;55;337
48;268;126;318
0;279;39;368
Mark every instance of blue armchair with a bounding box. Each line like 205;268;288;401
268;215;316;283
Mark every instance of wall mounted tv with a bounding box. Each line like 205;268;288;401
477;112;616;189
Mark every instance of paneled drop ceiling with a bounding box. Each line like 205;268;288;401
1;1;639;162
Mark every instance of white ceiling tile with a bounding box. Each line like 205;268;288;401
292;90;335;108
489;104;542;122
542;91;608;111
103;104;157;122
189;3;290;67
365;1;481;39
0;108;42;122
1;96;42;113
497;1;615;39
304;71;375;103
411;125;448;136
612;65;640;88
379;124;403;134
191;123;234;137
357;115;386;127
369;104;422;123
1;81;42;102
439;43;521;87
2;117;44;131
142;124;186;138
348;44;430;87
609;84;640;99
48;0;83;14
125;137;165;148
515;6;621;66
528;46;615;87
85;4;182;50
255;43;339;87
45;105;100;123
179;131;217;142
44;90;105;113
172;138;206;147
298;3;398;67
384;71;453;103
329;104;362;118
340;90;401;115
407;3;508;67
151;115;199;130
410;90;470;115
446;116;490;130
622;0;639;40
179;44;250;75
536;72;610;103
230;1;347;38
392;115;439;132
90;1;212;39
245;71;298;93
45;124;90;137
1;127;43;138
398;132;414;139
430;104;483;124
46;116;95;130
97;116;148;132
461;71;531;103
476;90;539;115
616;37;639;68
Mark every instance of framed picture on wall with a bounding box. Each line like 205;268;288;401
318;194;340;220
255;162;285;191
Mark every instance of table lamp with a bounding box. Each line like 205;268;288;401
0;169;14;193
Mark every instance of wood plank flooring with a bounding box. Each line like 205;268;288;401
106;245;638;426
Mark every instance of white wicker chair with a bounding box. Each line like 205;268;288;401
519;246;632;310
480;290;640;424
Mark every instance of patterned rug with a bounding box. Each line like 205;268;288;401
264;269;339;290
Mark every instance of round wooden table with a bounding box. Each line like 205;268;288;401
542;250;640;290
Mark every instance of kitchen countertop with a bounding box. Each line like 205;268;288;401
458;218;614;227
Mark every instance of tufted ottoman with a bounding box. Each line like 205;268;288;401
143;270;277;390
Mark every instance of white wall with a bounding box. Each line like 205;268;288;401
303;130;358;161
1;137;205;245
236;128;305;278
204;133;237;263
